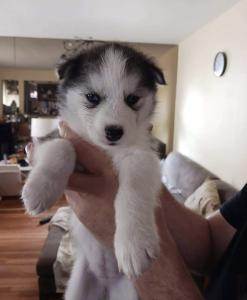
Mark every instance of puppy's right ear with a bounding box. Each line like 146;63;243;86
150;65;167;85
56;54;82;80
55;54;72;80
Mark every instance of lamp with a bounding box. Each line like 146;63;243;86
31;117;59;139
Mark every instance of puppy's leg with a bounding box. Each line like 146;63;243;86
65;255;106;300
108;276;139;300
114;150;161;278
22;139;75;215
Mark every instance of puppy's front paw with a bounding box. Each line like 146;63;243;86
22;171;65;215
114;226;159;278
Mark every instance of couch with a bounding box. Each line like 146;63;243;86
36;151;238;299
37;225;64;300
162;152;237;204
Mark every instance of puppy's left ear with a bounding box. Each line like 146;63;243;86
55;54;82;80
150;64;167;85
55;54;72;80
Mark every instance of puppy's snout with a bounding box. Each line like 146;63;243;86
105;125;124;142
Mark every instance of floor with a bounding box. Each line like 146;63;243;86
0;196;66;300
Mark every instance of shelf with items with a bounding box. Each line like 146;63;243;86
24;81;59;117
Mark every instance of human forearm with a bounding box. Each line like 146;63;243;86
134;206;203;300
160;187;213;274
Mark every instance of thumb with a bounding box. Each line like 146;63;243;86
58;121;113;175
67;172;106;196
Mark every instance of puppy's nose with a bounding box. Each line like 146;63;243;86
105;125;124;142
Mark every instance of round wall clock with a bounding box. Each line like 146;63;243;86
213;52;227;77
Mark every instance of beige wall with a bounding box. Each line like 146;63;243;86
0;44;178;151
0;68;57;115
134;43;178;152
174;0;247;189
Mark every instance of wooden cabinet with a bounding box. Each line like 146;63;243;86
24;81;59;117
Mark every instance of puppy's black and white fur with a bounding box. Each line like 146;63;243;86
22;43;166;300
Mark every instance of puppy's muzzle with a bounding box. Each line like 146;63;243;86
105;125;124;142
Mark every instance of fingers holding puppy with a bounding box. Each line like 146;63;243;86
25;121;118;197
58;121;114;176
58;121;118;195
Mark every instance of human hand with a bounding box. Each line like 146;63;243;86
25;142;35;166
25;123;118;247
59;122;118;248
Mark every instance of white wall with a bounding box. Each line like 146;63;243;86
174;0;247;189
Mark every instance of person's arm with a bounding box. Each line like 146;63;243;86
58;121;237;264
207;211;236;264
134;201;203;300
67;186;203;299
161;188;236;274
67;169;236;277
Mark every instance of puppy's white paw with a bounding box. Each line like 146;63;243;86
22;171;65;215
114;226;159;278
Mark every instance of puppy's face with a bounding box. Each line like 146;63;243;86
58;44;166;148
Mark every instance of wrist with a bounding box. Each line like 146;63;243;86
134;207;202;300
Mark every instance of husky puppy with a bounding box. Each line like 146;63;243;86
22;43;166;300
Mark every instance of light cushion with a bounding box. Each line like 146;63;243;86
184;179;220;217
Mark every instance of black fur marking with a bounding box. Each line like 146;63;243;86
56;43;166;106
115;44;167;89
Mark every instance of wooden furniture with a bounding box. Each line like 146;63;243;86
25;81;58;117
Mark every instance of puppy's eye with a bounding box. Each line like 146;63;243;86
125;94;140;110
85;93;101;106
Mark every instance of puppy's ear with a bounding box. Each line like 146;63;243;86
55;54;81;80
149;64;167;85
56;55;69;80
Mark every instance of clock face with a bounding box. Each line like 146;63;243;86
213;52;227;77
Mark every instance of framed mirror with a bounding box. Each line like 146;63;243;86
2;80;20;115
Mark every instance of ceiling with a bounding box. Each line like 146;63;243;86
0;0;241;69
0;0;240;44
